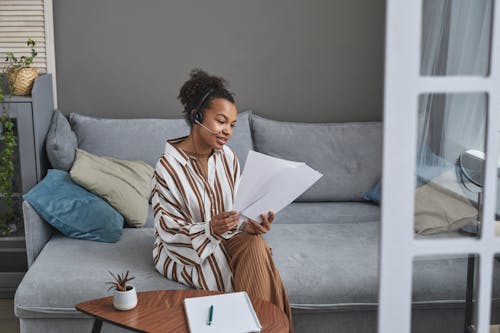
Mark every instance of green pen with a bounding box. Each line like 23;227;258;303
207;304;214;325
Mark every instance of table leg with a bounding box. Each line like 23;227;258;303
464;255;475;333
91;318;103;333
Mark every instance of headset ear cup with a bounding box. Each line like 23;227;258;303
191;89;213;124
190;110;203;124
194;110;203;123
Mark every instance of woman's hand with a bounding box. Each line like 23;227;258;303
242;211;275;235
210;211;240;236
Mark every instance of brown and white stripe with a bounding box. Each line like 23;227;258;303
151;136;241;292
223;233;294;332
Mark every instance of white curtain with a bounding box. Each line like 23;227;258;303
418;0;491;165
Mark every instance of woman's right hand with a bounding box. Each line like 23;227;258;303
210;211;240;236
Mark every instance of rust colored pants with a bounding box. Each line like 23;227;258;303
223;233;294;333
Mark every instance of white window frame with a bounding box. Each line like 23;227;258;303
0;0;57;107
379;1;500;333
43;0;57;108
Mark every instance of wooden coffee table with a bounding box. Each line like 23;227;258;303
75;289;289;333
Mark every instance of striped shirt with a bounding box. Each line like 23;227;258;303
151;136;241;291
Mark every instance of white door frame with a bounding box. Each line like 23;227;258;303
379;1;500;332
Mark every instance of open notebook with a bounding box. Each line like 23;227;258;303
183;292;262;333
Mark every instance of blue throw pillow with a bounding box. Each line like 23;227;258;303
363;180;381;204
415;144;453;187
23;169;123;242
364;145;453;205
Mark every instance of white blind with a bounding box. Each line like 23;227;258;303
0;0;47;73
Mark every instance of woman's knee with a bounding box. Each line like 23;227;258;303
241;234;270;253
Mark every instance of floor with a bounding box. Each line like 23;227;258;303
0;298;19;333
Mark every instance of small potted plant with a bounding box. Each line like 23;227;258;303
4;38;38;96
106;270;138;311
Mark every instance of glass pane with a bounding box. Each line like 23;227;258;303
0;117;23;236
491;254;500;327
412;254;479;333
0;234;27;273
421;0;492;76
414;93;487;239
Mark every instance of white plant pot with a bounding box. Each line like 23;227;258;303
113;285;138;311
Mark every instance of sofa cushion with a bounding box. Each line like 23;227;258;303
22;169;123;243
70;149;154;227
16;222;500;319
45;110;77;171
14;228;188;319
263;223;500;308
251;115;382;201
69;110;253;168
274;202;380;224
144;202;381;229
264;223;379;306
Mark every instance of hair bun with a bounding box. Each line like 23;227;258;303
177;68;235;124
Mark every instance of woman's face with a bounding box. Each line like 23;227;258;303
194;97;238;150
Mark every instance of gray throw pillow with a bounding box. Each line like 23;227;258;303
68;110;254;168
45;110;78;171
226;110;254;167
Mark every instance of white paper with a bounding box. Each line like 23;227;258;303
184;291;261;333
234;151;323;222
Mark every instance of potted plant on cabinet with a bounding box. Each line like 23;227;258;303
106;270;138;311
5;38;39;96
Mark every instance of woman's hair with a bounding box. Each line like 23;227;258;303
178;68;235;125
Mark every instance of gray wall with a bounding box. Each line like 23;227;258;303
53;0;385;122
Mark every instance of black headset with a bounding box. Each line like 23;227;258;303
189;89;214;124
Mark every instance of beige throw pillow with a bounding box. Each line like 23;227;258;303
70;148;154;227
414;169;478;235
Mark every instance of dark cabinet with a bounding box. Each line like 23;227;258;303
0;74;53;297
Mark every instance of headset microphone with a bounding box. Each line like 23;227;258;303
195;120;220;135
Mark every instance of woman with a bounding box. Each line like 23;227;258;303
151;69;293;331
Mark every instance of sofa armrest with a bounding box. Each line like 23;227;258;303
22;200;54;267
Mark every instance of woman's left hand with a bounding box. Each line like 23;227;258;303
242;211;275;235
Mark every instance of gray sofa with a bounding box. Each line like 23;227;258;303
14;110;500;333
